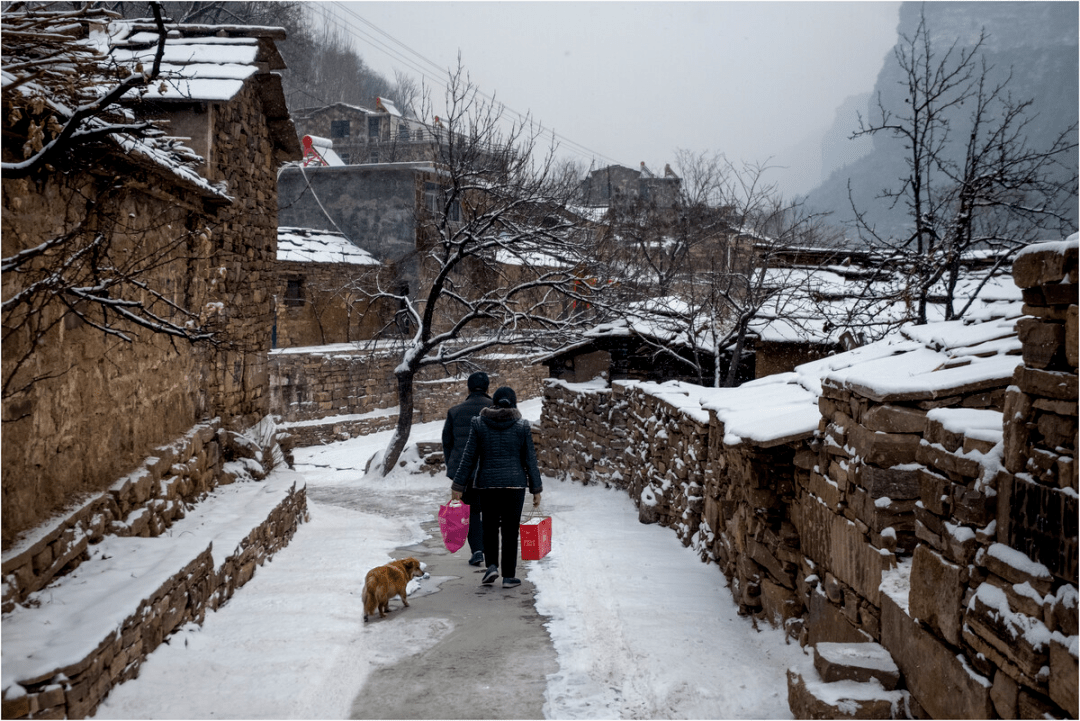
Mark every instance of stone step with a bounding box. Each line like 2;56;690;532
1;471;307;719
787;665;906;720
813;642;901;690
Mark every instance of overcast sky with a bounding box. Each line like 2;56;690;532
322;1;901;192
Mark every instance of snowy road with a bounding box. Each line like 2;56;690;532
98;406;809;719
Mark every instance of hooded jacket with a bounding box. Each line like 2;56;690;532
451;406;543;494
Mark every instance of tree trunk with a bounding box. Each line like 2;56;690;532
379;368;416;475
723;323;749;388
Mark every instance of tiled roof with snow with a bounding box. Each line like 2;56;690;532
749;265;1024;346
277;228;379;265
109;25;275;102
102;19;300;163
1;13;229;199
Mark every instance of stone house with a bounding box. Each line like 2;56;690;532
273;227;390;348
1;18;301;548
291;99;438;165
580;162;681;209
1;11;309;716
539;313;755;386
276;161;472;337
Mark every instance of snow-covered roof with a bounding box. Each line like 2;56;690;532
108;22;285;103
375;97;401;117
566;205;610;224
693;304;1023;447
277;228;379;265
494;247;573;269
1;13;230;200
749;264;1024;346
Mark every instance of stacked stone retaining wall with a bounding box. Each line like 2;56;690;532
537;240;1078;719
1;420;307;719
622;383;710;547
535;379;628;487
272;346;548;445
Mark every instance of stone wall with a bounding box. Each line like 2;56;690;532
1;172;218;549
1;416;304;719
276;164;425;265
270;346;549;436
1;485;306;720
274;259;390;349
202;80;287;430
537;240;1079;719
705;417;813;629
535;379;629;486
2;78;290;549
622;383;710;546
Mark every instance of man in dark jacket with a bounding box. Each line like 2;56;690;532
451;386;542;588
442;371;492;566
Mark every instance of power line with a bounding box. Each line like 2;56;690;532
317;1;627;169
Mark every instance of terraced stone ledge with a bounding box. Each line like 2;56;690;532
1;472;308;719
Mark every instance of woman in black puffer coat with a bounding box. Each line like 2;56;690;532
450;386;542;588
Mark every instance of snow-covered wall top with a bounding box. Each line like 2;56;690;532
632;296;1027;446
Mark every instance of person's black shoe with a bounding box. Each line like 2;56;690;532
482;565;499;585
502;577;521;588
469;551;485;567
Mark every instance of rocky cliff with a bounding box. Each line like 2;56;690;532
804;1;1078;243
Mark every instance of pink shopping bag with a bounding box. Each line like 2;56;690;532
438;500;471;553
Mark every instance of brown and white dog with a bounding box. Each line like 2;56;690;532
362;557;425;621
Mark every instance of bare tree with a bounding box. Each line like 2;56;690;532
391;70;421;119
2;4;222;404
595;152;838;387
360;63;601;476
850;8;1078;324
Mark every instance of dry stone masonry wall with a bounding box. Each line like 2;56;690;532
537;238;1078;720
271;347;548;444
1;419;306;720
535;378;629;487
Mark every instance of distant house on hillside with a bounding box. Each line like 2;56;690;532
292;99;444;165
580;162;681;209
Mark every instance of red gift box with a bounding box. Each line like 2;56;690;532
520;514;552;560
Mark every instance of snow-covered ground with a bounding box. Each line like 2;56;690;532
98;399;809;719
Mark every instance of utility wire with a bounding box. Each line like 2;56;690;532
318;1;627;169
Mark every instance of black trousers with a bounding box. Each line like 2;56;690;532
478;488;526;579
466;502;484;555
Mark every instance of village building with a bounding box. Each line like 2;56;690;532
273;227;388;348
291;99;441;165
1;9;312;716
2;17;302;548
580;161;682;210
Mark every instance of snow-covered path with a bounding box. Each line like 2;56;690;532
98;404;809;719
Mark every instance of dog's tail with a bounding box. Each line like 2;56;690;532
362;573;377;622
